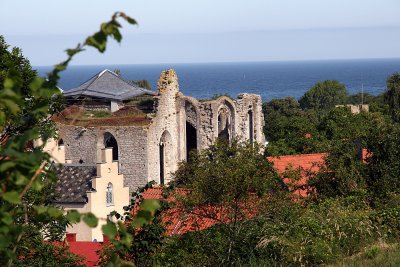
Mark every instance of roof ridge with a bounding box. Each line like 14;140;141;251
84;69;114;90
268;152;327;159
118;73;153;93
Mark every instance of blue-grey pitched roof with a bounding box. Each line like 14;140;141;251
53;164;97;204
63;69;156;101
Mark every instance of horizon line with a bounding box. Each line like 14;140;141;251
33;57;400;68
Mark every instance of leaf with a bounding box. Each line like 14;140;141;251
2;191;21;204
131;216;148;228
83;212;98;228
47;207;63;218
1;213;13;225
102;220;117;239
0;161;16;172
34;206;48;214
3;77;14;90
66;210;81;223
29;77;45;92
140;199;161;214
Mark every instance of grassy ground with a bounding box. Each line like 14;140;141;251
332;243;400;267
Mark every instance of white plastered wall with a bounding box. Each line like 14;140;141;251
64;148;130;242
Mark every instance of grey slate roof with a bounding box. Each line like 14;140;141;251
54;164;97;204
64;69;156;101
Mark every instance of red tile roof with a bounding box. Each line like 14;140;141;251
267;149;370;197
68;241;102;267
267;153;327;197
140;187;260;235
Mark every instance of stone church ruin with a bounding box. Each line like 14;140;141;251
54;69;265;191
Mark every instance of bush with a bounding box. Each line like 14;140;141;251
158;219;266;267
258;196;381;266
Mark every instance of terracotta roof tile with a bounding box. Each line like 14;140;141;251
68;241;102;267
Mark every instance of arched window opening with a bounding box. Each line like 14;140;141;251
58;139;64;146
104;132;118;161
159;143;165;185
218;109;230;142
159;130;172;185
106;183;113;206
248;109;254;143
186;122;197;162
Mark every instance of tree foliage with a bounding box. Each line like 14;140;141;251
384;72;400;121
170;139;283;265
299;80;348;111
365;122;400;200
0;13;160;266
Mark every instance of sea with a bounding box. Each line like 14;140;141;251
35;58;400;102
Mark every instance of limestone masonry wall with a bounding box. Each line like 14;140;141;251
57;69;265;192
58;124;149;191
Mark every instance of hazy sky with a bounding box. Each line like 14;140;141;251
1;0;400;66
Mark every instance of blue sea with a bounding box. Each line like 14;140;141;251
35;58;400;102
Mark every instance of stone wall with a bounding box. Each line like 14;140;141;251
58;124;149;191
57;69;265;192
147;69;180;184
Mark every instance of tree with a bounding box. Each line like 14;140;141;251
0;13;160;266
263;97;326;155
384;72;400;122
365;122;400;200
299;80;348;112
170;140;283;265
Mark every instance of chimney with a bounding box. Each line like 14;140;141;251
66;233;76;242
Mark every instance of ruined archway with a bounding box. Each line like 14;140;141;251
159;130;172;185
104;132;118;161
217;99;235;142
248;109;254;143
185;101;198;161
186;122;197;161
218;108;230;142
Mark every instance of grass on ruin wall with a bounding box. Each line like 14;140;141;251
53;106;152;126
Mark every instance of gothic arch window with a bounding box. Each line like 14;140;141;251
104;132;118;161
159;130;172;185
218;107;231;142
185;101;198;161
106;183;113;206
248;109;254;143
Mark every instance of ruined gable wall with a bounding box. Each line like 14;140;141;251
235;93;265;145
57;123;149;192
177;96;202;160
147;70;180;184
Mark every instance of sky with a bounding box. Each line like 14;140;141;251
1;0;400;66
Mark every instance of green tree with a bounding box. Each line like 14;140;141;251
384;72;400;121
299;80;348;112
170;139;283;265
0;13;160;266
263;97;326;155
366;122;400;200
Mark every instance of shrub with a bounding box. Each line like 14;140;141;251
258;196;381;266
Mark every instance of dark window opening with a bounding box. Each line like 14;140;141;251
248;110;254;143
186;122;197;161
104;132;118;161
218;114;230;142
58;139;64;146
159;144;165;185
